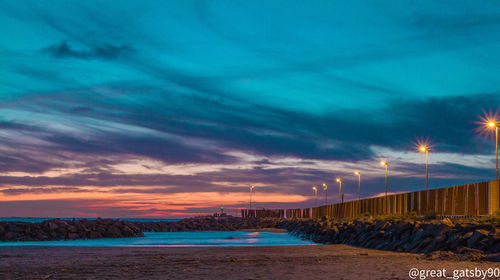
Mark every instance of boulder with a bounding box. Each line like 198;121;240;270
47;222;59;231
467;229;489;249
484;252;500;262
6;224;23;233
488;228;500;246
393;221;412;236
89;231;103;239
68;233;79;240
427;224;450;237
441;218;454;227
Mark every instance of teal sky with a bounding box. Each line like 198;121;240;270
0;0;500;217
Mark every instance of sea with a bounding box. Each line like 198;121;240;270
0;217;316;247
0;231;315;247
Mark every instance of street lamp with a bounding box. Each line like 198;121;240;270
419;146;429;191
380;161;388;212
312;186;318;206
336;178;343;203
354;171;361;200
488;121;499;180
380;161;388;196
419;146;430;211
249;185;255;210
322;183;328;204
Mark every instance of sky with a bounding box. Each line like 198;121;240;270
1;0;500;218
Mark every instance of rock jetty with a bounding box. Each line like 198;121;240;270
0;216;280;242
135;216;280;232
0;218;144;241
280;216;500;260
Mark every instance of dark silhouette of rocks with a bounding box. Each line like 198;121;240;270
0;216;279;242
0;218;143;241
279;216;500;260
134;216;279;232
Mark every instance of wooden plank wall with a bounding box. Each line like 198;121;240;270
307;180;500;219
242;180;500;219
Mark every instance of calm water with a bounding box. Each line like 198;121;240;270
0;231;316;247
0;217;180;223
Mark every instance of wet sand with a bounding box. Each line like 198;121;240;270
0;245;498;280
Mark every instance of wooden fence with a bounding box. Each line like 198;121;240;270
241;209;285;218
242;180;500;219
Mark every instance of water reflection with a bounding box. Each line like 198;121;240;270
1;231;317;247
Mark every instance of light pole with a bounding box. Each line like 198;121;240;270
380;161;388;212
249;185;255;210
488;121;498;180
322;183;328;204
420;146;430;211
312;186;318;206
354;171;361;200
419;146;429;191
336;178;343;203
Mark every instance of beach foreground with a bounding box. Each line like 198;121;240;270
1;245;498;280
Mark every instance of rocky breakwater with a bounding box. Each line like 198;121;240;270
0;216;282;242
281;217;500;261
0;218;143;242
135;216;282;232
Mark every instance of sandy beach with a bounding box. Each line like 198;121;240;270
1;244;498;280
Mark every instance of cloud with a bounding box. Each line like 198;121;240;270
42;40;133;60
2;87;499;175
2;0;500;217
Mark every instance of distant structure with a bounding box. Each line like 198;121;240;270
213;206;227;217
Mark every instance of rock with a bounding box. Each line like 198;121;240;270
427;224;450;237
68;233;79;240
374;221;390;231
484;253;500;262
467;229;489;248
488;228;500;247
4;232;19;240
393;221;412;236
453;231;473;248
90;231;102;239
48;222;58;231
6;224;23;233
441;218;454;227
106;226;122;237
67;225;78;233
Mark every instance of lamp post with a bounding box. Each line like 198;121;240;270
249;185;255;210
354;171;361;200
322;183;328;204
336;178;343;203
312;186;318;206
419;146;430;211
488;121;499;180
380;161;388;212
420;146;429;191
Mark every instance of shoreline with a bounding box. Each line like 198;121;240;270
1;244;498;280
2;216;498;262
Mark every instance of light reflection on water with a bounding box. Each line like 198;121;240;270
0;231;317;247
